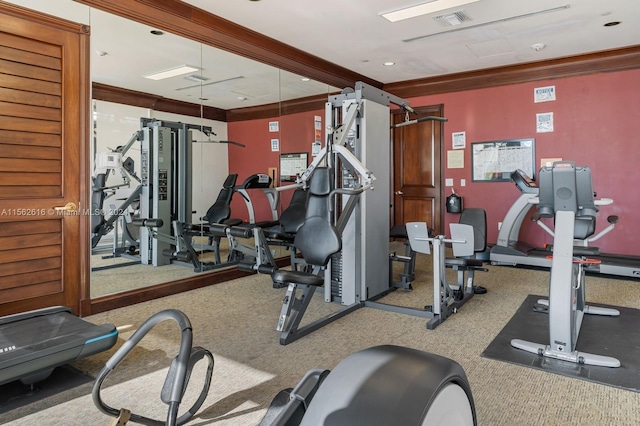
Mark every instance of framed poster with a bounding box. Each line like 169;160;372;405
471;139;535;182
280;152;308;182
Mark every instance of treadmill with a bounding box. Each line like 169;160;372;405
490;169;640;279
0;306;118;386
489;169;552;269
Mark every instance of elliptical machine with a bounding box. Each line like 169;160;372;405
93;310;477;426
510;161;621;367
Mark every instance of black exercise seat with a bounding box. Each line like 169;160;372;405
201;173;240;226
271;167;341;288
445;257;483;268
271;269;324;287
263;188;309;243
184;174;240;265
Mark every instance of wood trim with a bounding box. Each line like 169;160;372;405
79;29;92;317
89;256;291;315
0;1;90;34
384;45;640;98
93;49;640;122
226;93;330;122
74;0;380;90
93;82;330;122
92;82;227;122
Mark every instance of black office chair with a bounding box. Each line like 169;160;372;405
446;208;488;295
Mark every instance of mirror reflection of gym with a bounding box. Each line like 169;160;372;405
87;6;334;299
86;9;236;297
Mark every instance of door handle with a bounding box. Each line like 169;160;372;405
395;191;404;195
53;202;78;212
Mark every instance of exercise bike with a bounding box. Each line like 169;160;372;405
510;161;621;367
93;309;477;426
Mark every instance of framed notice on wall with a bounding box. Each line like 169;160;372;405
471;138;535;182
280;152;308;182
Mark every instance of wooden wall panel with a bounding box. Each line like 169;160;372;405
0;29;62;200
0;219;63;304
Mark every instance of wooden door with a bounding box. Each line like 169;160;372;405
0;4;89;316
392;105;444;234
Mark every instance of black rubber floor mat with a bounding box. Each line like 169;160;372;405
482;294;640;392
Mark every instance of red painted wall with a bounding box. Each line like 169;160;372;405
408;68;640;255
227;110;321;223
229;68;640;255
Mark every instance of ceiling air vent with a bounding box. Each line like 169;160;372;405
433;10;472;26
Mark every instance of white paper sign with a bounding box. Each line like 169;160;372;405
536;112;554;133
271;138;279;151
452;131;466;149
269;121;279;132
534;86;556;103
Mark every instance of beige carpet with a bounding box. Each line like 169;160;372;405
5;243;640;425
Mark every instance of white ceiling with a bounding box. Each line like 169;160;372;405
186;0;639;84
5;0;640;110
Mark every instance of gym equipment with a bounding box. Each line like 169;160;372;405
270;83;454;344
262;345;477;425
139;119;200;267
388;224;419;290
490;169;640;278
510;161;621;367
177;173;241;268
404;217;486;329
234;173;280;227
91;130;143;252
92;309;214;426
92;309;477;426
161;173;286;273
0;306;118;386
240;187;310;277
272;166;357;344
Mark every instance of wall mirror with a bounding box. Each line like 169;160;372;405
6;0;338;303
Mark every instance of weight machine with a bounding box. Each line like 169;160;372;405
405;222;482;329
273;83;455;345
91;130;143;254
138;118;217;267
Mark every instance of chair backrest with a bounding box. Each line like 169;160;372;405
91;173;107;233
279;188;309;234
459;208;486;252
204;173;238;224
537;161;596;239
293;167;341;266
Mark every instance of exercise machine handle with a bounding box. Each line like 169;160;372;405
92;309;213;426
238;260;277;274
131;218;164;228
